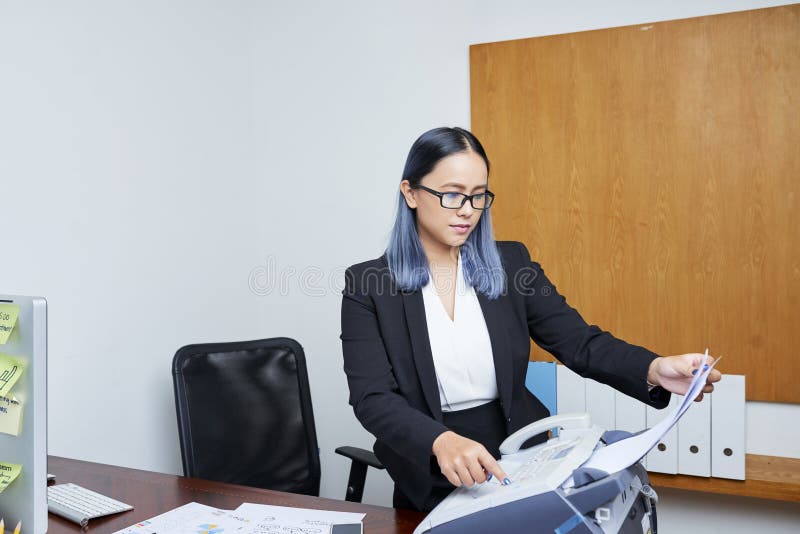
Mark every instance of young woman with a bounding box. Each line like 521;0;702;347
340;127;720;512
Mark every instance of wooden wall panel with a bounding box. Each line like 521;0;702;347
470;5;800;403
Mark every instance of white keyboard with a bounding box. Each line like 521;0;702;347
510;438;579;481
48;483;133;527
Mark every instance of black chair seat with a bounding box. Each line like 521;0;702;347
172;337;382;501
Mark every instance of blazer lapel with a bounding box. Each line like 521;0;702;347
401;290;444;422
477;293;514;419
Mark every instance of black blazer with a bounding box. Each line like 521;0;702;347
340;240;669;509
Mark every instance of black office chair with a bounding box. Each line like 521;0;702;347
172;337;383;501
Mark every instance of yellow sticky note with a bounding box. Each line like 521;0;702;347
0;396;23;436
0;354;26;398
0;462;22;493
0;304;19;344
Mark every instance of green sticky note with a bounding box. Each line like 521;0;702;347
0;462;23;493
0;354;26;398
0;303;19;344
0;396;23;436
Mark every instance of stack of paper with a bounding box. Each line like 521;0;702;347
579;357;720;476
113;502;365;534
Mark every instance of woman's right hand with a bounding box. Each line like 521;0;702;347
431;431;510;487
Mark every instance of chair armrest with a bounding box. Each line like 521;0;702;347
335;446;384;470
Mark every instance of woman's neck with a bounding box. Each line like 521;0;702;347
419;234;459;270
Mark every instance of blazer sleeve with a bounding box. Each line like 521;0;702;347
341;267;449;468
512;242;670;408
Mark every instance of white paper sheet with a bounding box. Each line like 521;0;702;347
579;357;720;475
113;501;365;534
112;502;232;533
235;503;364;533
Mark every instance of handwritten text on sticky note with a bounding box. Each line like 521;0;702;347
0;354;26;397
0;303;19;344
0;462;23;493
0;396;23;436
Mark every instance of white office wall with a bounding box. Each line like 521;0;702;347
657;488;800;533
0;1;263;469
2;0;799;531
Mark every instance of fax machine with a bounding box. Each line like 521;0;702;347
413;413;658;534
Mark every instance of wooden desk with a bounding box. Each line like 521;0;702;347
47;456;425;533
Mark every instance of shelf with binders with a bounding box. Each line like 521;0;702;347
535;363;800;503
647;454;800;503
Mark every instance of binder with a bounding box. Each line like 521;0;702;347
711;374;746;479
556;364;585;415
645;395;679;473
585;380;615;432
525;362;557;417
677;396;711;476
614;390;647;469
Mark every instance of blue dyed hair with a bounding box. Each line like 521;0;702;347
386;127;506;299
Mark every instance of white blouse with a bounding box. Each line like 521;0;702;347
421;251;499;412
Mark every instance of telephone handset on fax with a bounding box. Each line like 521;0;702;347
499;412;593;454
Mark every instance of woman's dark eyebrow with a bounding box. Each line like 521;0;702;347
440;182;489;192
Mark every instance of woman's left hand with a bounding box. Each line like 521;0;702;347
647;353;722;402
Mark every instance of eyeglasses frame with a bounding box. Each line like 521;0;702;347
414;184;495;210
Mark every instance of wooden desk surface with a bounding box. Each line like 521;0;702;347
47;456;425;533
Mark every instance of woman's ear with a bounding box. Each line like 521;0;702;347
400;180;417;209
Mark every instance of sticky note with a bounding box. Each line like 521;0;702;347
0;396;23;436
0;462;23;493
0;354;26;397
0;303;19;344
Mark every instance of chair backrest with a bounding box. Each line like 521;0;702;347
172;337;321;496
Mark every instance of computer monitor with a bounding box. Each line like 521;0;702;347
0;295;47;533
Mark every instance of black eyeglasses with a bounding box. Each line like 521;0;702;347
415;185;495;210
